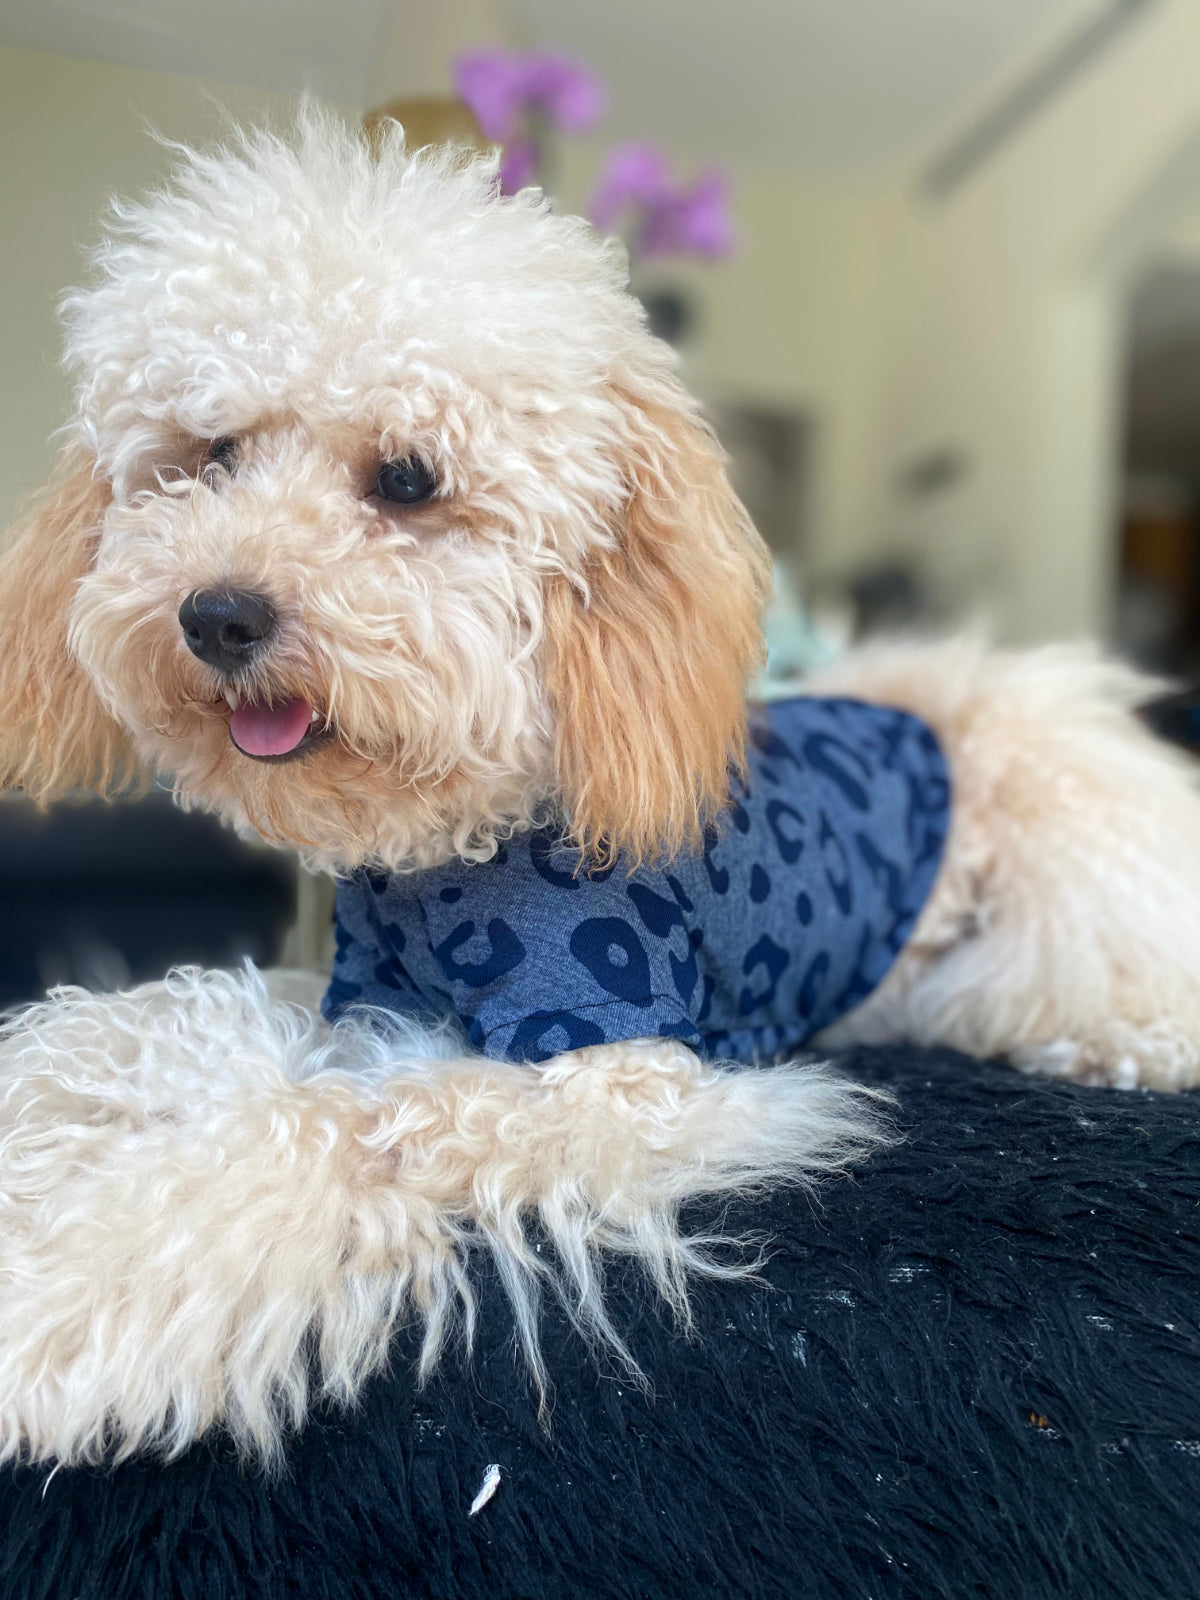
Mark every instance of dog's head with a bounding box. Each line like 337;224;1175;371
0;113;769;872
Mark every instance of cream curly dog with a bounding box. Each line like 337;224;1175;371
2;113;1200;1465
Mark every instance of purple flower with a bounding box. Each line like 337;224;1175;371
648;170;737;260
523;53;607;133
453;49;606;143
589;144;736;262
589;143;672;230
453;50;528;143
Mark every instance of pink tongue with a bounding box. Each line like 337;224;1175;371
229;696;313;757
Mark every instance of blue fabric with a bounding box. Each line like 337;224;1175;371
323;697;951;1064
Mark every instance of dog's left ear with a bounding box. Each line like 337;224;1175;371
0;449;141;801
544;386;771;867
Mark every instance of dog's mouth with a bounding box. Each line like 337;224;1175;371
222;690;333;763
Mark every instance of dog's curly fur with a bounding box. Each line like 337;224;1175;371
3;112;1200;1463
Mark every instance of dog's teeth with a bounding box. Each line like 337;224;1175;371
223;688;239;709
310;710;320;724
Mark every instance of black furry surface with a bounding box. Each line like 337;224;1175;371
4;1047;1200;1600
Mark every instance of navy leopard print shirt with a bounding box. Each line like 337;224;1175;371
323;697;951;1064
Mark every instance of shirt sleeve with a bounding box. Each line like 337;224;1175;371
322;873;437;1026
322;877;377;1020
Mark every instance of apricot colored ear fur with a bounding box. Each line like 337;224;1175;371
544;394;771;866
0;450;140;800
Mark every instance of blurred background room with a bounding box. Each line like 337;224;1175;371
3;0;1200;1000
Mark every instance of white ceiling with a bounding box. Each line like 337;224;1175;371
0;0;1100;177
510;0;1097;178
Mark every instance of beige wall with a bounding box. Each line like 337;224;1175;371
671;173;886;585
0;46;299;524
847;0;1200;641
366;0;508;107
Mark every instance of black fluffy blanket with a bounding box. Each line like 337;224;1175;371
3;1046;1199;1600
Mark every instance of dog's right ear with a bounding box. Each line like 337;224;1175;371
0;449;140;801
543;389;770;869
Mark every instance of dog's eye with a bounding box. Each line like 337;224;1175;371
377;457;436;505
207;437;237;474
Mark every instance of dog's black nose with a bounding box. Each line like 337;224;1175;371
178;589;277;673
